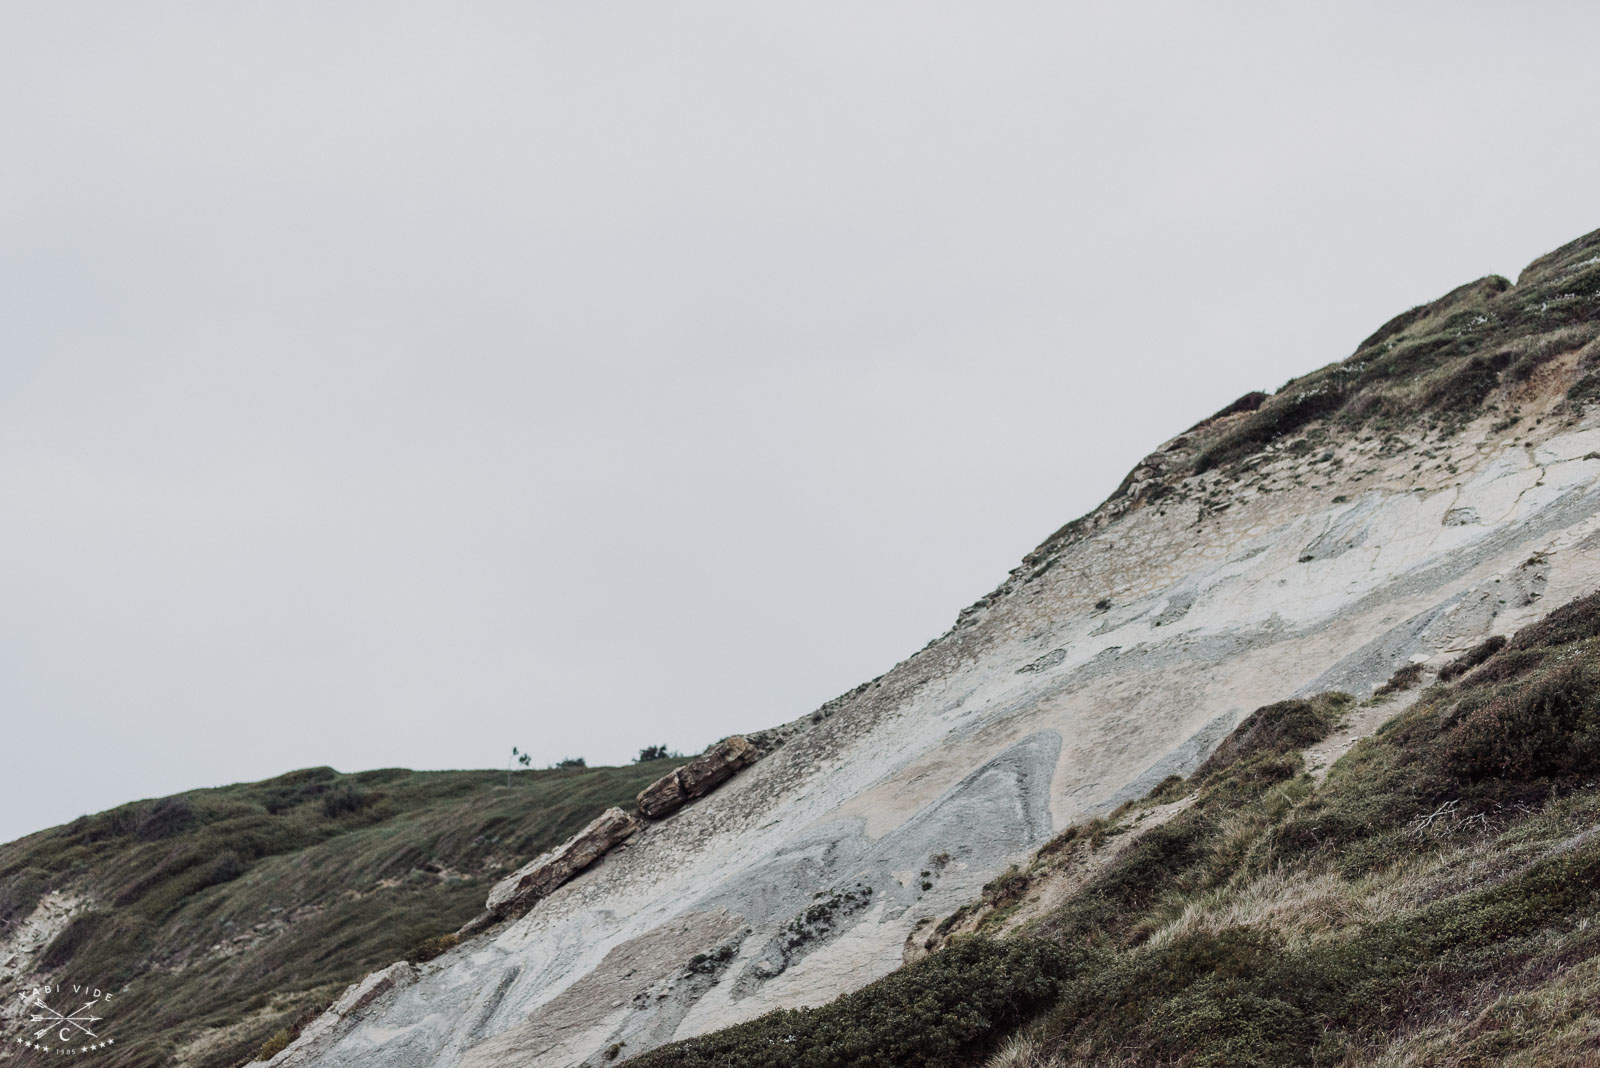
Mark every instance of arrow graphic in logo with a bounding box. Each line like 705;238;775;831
27;994;102;1041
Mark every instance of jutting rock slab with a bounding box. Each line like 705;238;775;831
637;736;759;819
485;806;640;920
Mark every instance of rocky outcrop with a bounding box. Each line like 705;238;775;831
0;889;84;987
635;772;688;820
636;735;759;819
278;230;1600;1068
484;807;639;920
330;960;417;1018
269;811;640;1066
267;961;417;1066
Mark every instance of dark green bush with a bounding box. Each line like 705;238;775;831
1444;662;1600;781
0;866;48;927
40;910;109;969
1509;589;1600;649
1420;354;1504;413
1143;773;1188;803
1192;694;1348;783
198;849;245;888
255;1030;290;1061
1186;390;1268;432
1455;645;1549;686
1437;634;1507;681
1374;661;1425;696
626;938;1073;1068
136;796;195;840
1195;387;1349;472
981;866;1029;909
1037;926;1316;1067
320;783;369;818
1039;815;1216;946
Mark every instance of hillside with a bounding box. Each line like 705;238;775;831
636;593;1600;1065
622;227;1600;1066
7;225;1600;1068
0;761;678;1067
220;225;1599;1068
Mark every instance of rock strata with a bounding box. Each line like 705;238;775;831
484;806;639;919
635;770;686;819
637;735;759;819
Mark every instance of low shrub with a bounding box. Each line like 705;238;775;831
1373;661;1424;697
1420;354;1504;413
1040;815;1216;946
982;866;1030;910
1437;635;1507;681
0;867;48;927
1185;391;1268;432
1195;387;1349;472
1191;694;1348;783
40;911;109;969
320;783;369;818
1509;588;1600;649
135;796;195;840
1443;662;1600;782
626;938;1074;1068
198;849;245;888
1143;774;1188;803
1567;371;1600;408
1041;927;1313;1068
255;1029;290;1061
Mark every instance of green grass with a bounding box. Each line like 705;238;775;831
0;759;677;1068
625;938;1072;1068
1192;230;1600;473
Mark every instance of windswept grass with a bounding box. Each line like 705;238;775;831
0;759;677;1068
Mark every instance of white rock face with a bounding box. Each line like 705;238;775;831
0;890;86;989
268;962;419;1067
283;410;1600;1068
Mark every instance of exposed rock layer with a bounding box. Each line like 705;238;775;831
485;807;640;920
277;230;1600;1068
637;736;759;819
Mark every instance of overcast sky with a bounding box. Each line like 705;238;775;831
3;2;1597;844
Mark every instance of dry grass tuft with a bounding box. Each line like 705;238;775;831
983;1034;1067;1068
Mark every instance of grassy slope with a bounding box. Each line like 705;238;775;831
9;230;1597;1068
1189;227;1600;475
631;592;1600;1067
0;759;677;1068
628;227;1600;1068
1017;228;1600;596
